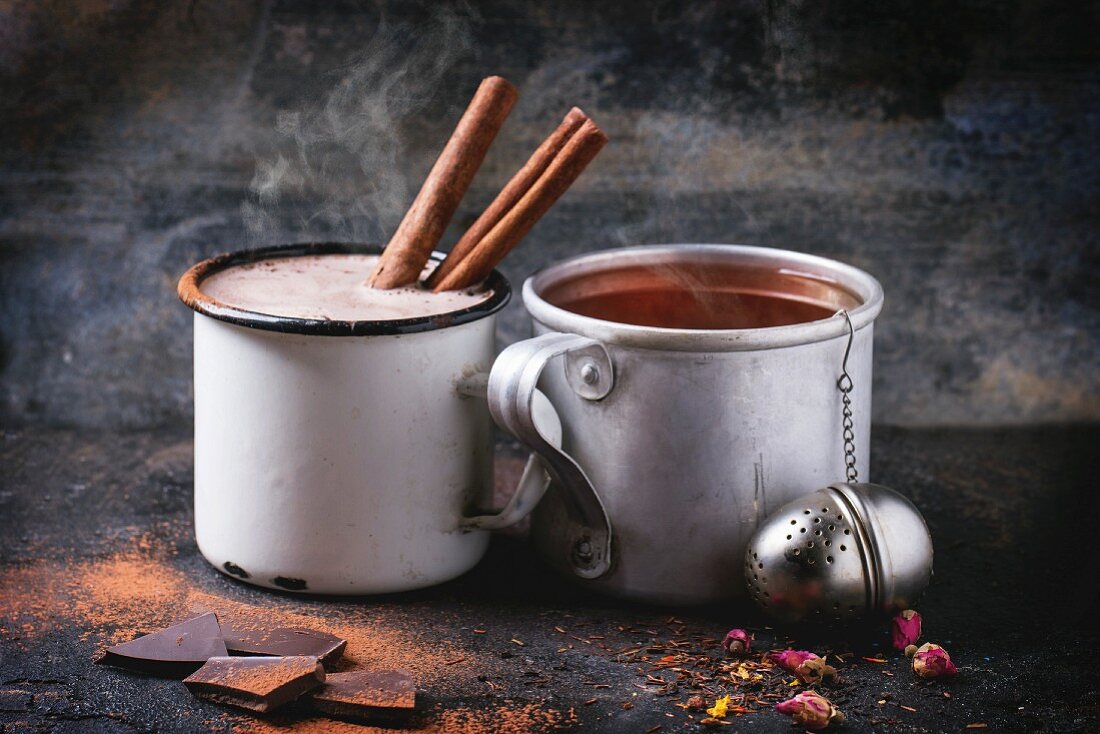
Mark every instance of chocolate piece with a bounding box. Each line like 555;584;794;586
220;623;347;668
310;669;416;724
94;612;227;678
183;656;325;713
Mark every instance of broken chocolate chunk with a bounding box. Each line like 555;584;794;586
220;622;347;668
310;669;416;724
94;612;227;678
183;655;325;713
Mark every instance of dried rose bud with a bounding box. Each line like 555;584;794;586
767;649;816;670
912;643;958;679
775;691;845;730
891;609;922;650
722;628;751;656
799;657;839;684
686;694;706;710
766;650;837;684
904;644;918;658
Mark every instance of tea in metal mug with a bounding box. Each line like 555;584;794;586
467;244;884;604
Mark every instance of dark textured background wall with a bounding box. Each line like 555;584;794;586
0;0;1097;430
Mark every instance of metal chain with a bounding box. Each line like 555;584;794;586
835;310;858;483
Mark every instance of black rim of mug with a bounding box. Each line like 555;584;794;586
177;242;512;337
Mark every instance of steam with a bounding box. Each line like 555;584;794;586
241;9;474;244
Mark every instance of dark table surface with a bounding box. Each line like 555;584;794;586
2;425;1098;733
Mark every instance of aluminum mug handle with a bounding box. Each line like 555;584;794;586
484;332;614;579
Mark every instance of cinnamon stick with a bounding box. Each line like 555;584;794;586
368;76;518;289
431;117;607;292
425;107;588;290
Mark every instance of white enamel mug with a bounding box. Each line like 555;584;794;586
178;243;528;594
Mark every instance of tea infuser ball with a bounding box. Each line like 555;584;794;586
744;482;933;624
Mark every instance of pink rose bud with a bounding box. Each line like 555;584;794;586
722;628;751;656
767;649;817;670
891;609;922;650
912;643;958;679
775;691;845;730
766;649;837;684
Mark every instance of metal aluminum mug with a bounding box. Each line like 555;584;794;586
177;243;521;594
467;244;884;605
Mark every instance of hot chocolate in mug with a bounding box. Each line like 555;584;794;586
177;242;559;594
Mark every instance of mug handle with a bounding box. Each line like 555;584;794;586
466;332;615;579
460;385;562;531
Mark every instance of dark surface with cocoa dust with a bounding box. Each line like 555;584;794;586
1;426;1098;732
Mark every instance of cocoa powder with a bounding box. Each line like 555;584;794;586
1;542;467;683
0;531;578;731
231;702;577;734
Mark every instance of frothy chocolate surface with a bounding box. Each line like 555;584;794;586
200;254;491;321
